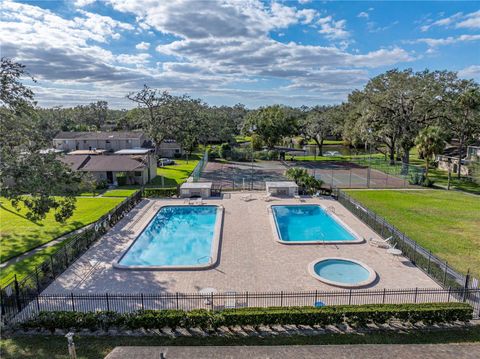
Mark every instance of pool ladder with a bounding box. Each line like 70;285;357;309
197;256;213;264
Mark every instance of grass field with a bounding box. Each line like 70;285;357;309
101;189;139;197
2;327;479;359
0;241;66;286
0;196;124;263
345;189;480;277
148;157;200;188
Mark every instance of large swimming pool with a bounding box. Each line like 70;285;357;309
271;205;361;243
115;205;223;269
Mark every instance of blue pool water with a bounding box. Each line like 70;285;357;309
272;205;356;242
313;259;371;285
119;206;218;267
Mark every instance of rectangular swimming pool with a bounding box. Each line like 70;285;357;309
270;204;361;244
114;205;223;269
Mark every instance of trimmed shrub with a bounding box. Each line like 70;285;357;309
19;302;472;332
143;187;178;198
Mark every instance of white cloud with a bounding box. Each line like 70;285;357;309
135;41;150;50
317;16;349;40
414;34;480;47
74;0;96;7
297;0;312;4
116;53;151;65
2;0;418;107
456;10;480;29
357;12;369;19
421;10;480;31
458;65;480;80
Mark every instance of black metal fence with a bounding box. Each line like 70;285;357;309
8;287;480;323
337;190;478;291
0;191;143;323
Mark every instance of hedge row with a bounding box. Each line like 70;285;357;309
20;303;472;332
143;187;178;198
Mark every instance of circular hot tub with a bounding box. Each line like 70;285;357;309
308;257;377;288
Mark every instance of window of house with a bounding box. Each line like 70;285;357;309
134;171;142;176
175;149;180;153
106;140;110;144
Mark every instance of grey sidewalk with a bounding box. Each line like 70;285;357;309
105;343;480;359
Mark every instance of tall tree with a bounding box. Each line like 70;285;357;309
0;58;86;222
243;105;296;148
446;81;480;178
300;105;337;156
127;86;177;154
362;69;455;168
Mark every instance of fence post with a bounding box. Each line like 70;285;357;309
14;275;21;312
36;295;40;312
463;270;471;302
211;293;214;311
414;288;418;303
35;267;40;294
280;291;283;307
443;261;448;286
71;292;75;311
50;255;56;278
412;241;417;265
427;251;431;274
176;292;179;310
141;293;144;310
106;293;110;311
382;289;386;304
246;291;249;307
64;246;69;267
348;289;352;305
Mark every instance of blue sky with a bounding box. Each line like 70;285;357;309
1;0;479;108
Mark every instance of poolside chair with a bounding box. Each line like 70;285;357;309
294;194;304;202
263;193;272;202
326;205;336;214
240;193;253;202
194;197;204;205
368;236;392;249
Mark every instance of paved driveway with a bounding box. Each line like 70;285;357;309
105;344;480;359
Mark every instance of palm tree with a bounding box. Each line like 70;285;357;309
285;168;309;186
415;126;446;178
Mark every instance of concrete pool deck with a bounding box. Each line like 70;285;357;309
44;193;439;294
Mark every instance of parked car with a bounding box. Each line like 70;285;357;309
158;158;175;166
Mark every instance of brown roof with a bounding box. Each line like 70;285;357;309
58;155;90;170
54;131;144;140
60;154;147;172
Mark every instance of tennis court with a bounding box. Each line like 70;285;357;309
298;161;411;189
199;160;415;190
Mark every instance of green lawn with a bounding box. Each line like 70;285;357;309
101;189;139;197
2;327;479;359
345;189;480;277
0;241;66;286
148;157;200;188
0;196;124;263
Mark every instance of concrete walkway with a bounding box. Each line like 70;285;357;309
105;344;480;359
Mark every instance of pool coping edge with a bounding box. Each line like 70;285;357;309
267;203;364;245
112;204;224;271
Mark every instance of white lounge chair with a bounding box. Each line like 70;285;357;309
194;198;204;205
240;194;253;202
263;193;272;202
368;236;392;249
294;194;304;202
